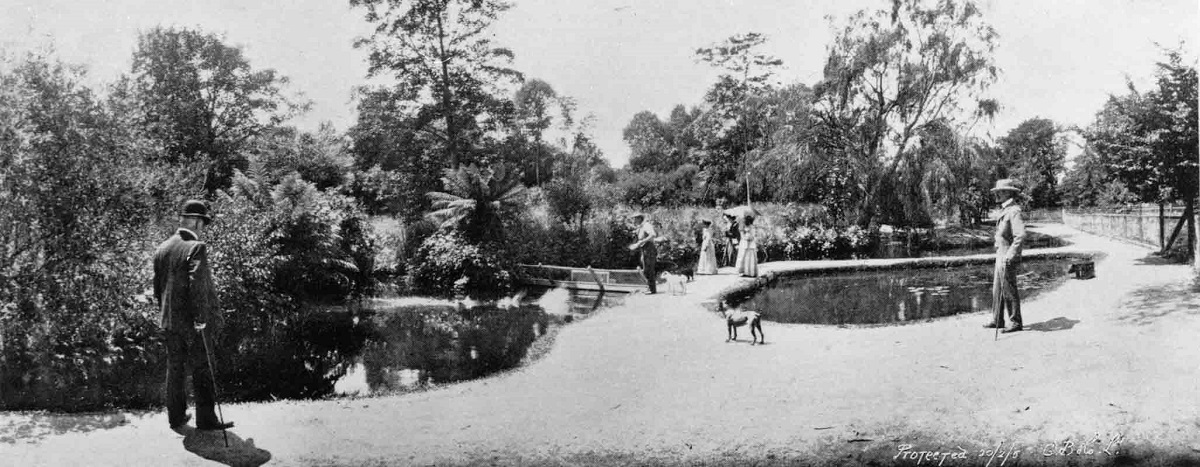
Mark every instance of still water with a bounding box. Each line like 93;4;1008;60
733;259;1077;325
330;288;623;397
0;288;623;410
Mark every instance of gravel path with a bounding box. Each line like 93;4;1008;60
3;224;1199;466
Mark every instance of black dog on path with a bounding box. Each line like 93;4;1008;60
718;301;764;345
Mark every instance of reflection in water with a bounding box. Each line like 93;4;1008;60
333;288;625;397
1;288;624;410
873;236;1067;259
735;259;1076;325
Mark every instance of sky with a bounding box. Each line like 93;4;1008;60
2;0;1197;168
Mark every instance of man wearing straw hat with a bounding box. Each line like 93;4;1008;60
984;179;1027;333
153;200;234;430
628;213;658;294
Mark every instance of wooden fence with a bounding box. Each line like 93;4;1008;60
1062;205;1192;254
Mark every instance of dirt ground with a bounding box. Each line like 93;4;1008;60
3;224;1199;466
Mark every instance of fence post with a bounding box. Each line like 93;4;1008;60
1159;203;1165;250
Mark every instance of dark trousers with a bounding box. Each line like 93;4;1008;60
164;328;220;427
641;244;657;294
991;258;1022;328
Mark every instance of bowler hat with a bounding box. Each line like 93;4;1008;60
989;178;1024;194
180;200;212;222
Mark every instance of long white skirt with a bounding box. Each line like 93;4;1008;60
696;239;718;274
735;242;758;277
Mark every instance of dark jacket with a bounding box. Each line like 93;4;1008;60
153;229;221;331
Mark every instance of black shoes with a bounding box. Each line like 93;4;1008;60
197;421;235;430
984;323;1023;333
169;413;192;429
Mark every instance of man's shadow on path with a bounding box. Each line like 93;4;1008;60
1026;317;1079;332
174;426;271;467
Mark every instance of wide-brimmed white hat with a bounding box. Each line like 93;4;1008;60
989;178;1024;193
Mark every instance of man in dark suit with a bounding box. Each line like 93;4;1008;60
153;200;233;430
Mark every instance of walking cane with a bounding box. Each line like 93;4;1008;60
197;324;230;447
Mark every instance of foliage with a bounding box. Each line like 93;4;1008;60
812;0;999;227
121;26;304;193
407;230;513;299
514;78;577;185
426;163;527;243
250;123;354;190
782;225;876;260
351;0;522;169
0;52;165;410
1084;46;1198;206
997;118;1067;209
544;178;592;226
615;165;705;208
623;108;700;173
342;164;414;216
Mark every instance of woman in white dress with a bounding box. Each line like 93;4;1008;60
735;216;758;277
696;220;718;274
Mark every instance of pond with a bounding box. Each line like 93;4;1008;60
871;234;1069;259
0;288;624;411
730;258;1080;326
331;288;624;397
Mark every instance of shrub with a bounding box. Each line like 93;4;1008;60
408;231;513;300
342;165;413;216
544;178;592;226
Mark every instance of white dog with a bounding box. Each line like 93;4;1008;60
661;272;688;296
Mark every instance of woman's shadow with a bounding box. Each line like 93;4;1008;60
173;426;271;467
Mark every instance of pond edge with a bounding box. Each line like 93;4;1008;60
708;247;1104;313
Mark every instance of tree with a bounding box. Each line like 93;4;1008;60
347;86;445;219
622;111;675;172
813;0;999;226
514;78;575;185
250;123;354;190
426;164;527;243
351;0;522;169
1086;46;1197;207
1;52;167;408
997;117;1067;209
694;32;784;203
122;27;303;193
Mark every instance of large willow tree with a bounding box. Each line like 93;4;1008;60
814;0;1000;227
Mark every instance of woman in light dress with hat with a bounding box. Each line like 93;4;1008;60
734;216;758;277
695;219;718;275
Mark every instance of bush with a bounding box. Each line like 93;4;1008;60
0;55;169;411
782;224;876;260
544;178;592;225
341;165;413;216
408;231;513;300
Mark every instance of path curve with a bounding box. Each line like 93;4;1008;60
4;224;1199;466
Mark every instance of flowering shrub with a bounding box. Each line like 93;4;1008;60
782;224;877;260
408;231;513;300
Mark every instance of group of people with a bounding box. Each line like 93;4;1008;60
153;178;1026;430
628;177;1028;335
627;212;760;294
